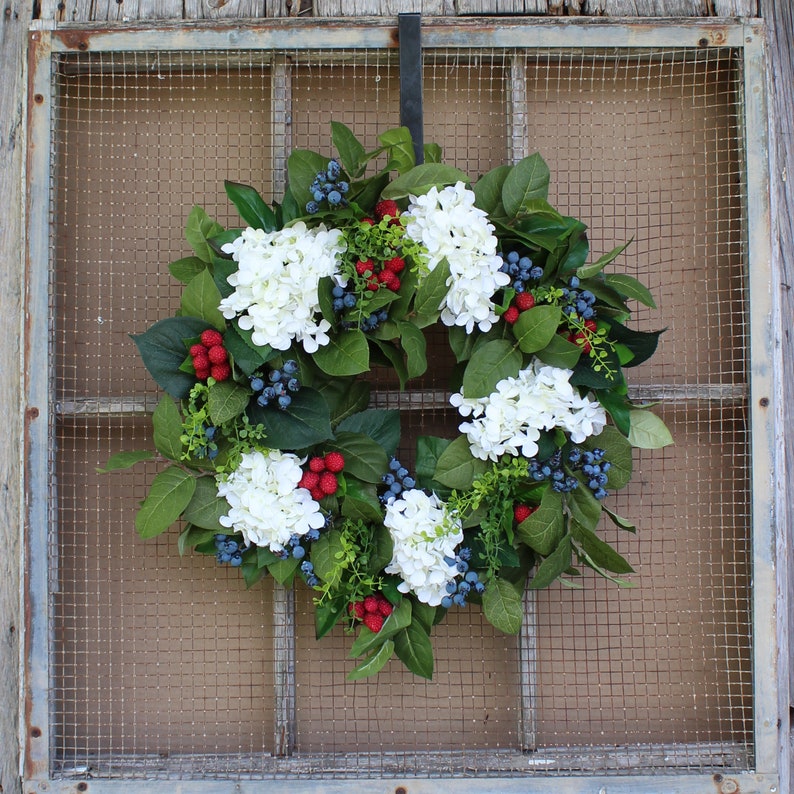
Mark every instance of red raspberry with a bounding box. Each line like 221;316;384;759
299;471;320;490
207;345;228;364
384;256;405;274
210;362;231;382
515;292;535;311
310;487;325;502
569;332;591;354
380;270;401;291
348;601;366;619
363;595;379;613
355;259;374;276
514;504;536;524
584;319;598;332
318;472;338;496
360;217;375;226
200;329;224;348
377;597;393;617
503;306;520;325
374;200;400;222
366;274;380;292
309;456;326;473
363;612;384;633
190;343;207;358
324;452;345;473
193;353;210;371
194;368;210;381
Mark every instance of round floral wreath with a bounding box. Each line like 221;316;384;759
109;123;672;680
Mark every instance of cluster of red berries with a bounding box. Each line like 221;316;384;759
349;592;393;633
299;452;346;502
355;254;406;293
190;329;231;382
567;319;598;353
503;291;536;325
514;503;538;524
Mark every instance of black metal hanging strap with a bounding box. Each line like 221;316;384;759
398;13;424;165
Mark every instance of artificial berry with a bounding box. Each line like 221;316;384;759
348;601;366;619
207;345;228;364
189;344;206;357
309;457;326;473
515;292;535;311
324;452;345;473
363;612;384;633
378;598;393;617
569;332;591;353
514;504;536;524
299;471;320;490
363;595;379;613
355;259;374;276
503;306;520;324
374;199;400;222
584;319;598;332
194;367;210;381
378;270;401;291
384;256;405;273
319;472;339;496
360;217;375;226
310;487;325;502
210;363;231;382
200;329;224;348
366;274;380;292
193;353;210;371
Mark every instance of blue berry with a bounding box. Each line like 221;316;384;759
343;293;357;308
332;285;345;298
452;593;466;607
306;201;319;214
445;581;457;594
529;266;543;280
382;473;395;486
569;276;580;289
269;370;281;383
402;476;416;489
292;545;306;559
283;360;298;375
250;377;264;392
389;458;402;472
327;190;342;206
287;378;300;392
441;596;453;609
465;571;479;584
389;482;403;495
337;181;349;194
397;467;409;479
229;553;243;567
474;581;485;594
332;298;344;312
456;560;469;574
458;548;472;562
278;395;291;410
327;160;341;180
507;251;519;264
257;394;269;407
204;426;216;440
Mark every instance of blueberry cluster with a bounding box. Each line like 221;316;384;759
283;528;321;561
568;447;611;500
300;560;320;587
305;160;350;215
250;360;300;410
498;250;543;293
196;425;219;461
332;284;389;332
379;457;417;504
561;276;597;321
440;548;485;608
529;449;579;493
214;534;243;566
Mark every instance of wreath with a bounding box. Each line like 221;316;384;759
106;123;672;680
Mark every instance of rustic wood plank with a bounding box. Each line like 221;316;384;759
184;0;266;21
456;0;547;13
759;3;794;790
314;0;453;15
0;1;29;791
712;0;757;15
90;0;183;21
583;0;708;14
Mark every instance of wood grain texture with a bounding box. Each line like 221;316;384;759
759;4;794;791
583;0;709;13
455;0;547;13
712;0;757;15
314;0;453;15
0;0;28;792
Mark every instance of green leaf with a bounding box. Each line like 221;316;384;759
328;380;371;427
448;324;477;363
223;323;275;376
627;408;673;449
534;332;582;369
249;387;333;450
596;390;631;437
310;529;344;587
169;256;207;284
135;466;196;539
528;535;572;590
341;478;383;523
393;622;434;679
287;149;329;213
315;598;346;640
433;435;489;490
516;489;564;556
348;639;394;681
369;339;409;389
378;126;416;174
224;180;277;231
185;206;224;263
370;524;394;574
181;270;225;330
576;240;631;279
502;153;550;217
567;480;603;532
153;396;185;461
411;600;437;633
571;523;634;574
606;320;664;368
327;431;388;483
605;273;656;309
98;449;154;473
177;524;218;556
512;305;563;355
350;599;412;657
482;577;523;634
268;556;300;586
131;316;213;399
313;329;370;376
336;409;400;457
414;436;452;489
207;381;249;425
182;476;228;531
462;339;522;399
583;426;632;489
423;142;442;164
473;164;512;215
331;120;366;178
413;258;451;318
381;163;470;200
602;505;636;533
398;321;427;380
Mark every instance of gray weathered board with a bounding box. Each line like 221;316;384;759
0;3;784;794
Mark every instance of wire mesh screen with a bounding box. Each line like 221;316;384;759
50;45;751;780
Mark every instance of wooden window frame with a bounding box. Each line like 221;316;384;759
23;17;778;793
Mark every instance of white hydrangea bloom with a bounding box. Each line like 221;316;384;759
384;489;463;607
219;223;346;353
452;362;608;461
402;182;510;333
217;449;325;553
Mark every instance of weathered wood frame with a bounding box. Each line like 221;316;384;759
23;17;778;794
